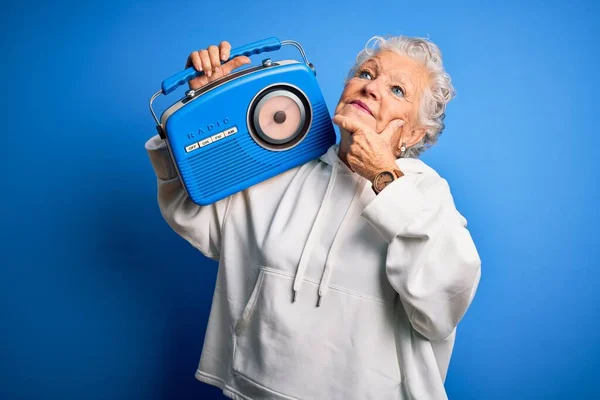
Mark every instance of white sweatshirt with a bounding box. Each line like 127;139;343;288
145;134;481;400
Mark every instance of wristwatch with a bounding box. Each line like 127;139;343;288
372;169;404;194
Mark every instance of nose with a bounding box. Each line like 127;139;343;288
361;78;381;101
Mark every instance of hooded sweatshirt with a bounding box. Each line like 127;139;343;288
145;133;481;400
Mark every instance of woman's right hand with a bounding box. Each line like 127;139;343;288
185;41;251;90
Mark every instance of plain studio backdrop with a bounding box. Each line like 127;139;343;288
1;0;598;399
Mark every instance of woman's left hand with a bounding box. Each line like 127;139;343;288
332;114;404;182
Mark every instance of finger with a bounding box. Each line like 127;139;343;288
332;114;370;135
219;41;231;62
187;51;202;72
207;45;221;74
198;49;212;78
380;118;405;140
221;55;251;75
187;52;205;89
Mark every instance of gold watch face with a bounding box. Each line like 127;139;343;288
375;171;395;191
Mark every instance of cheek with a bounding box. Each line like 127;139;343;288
341;80;362;98
335;84;361;113
378;101;412;130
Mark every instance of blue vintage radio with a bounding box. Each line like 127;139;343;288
149;37;337;206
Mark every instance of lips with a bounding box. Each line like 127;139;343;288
350;100;374;117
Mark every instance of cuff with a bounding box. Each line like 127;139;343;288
145;134;178;180
360;175;428;243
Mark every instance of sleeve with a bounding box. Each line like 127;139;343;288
360;174;481;341
145;134;232;261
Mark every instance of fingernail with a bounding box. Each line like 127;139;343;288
206;70;212;77
214;66;220;73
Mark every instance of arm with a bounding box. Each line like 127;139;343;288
360;174;481;341
145;134;231;261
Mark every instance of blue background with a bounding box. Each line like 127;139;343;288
2;0;598;399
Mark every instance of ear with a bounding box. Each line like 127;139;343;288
396;126;427;154
407;127;427;147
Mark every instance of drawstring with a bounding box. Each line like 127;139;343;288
316;178;367;307
292;162;339;303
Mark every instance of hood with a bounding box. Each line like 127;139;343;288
291;144;437;307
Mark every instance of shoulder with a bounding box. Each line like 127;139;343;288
396;157;446;190
396;157;459;211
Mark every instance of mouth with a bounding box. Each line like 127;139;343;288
350;100;374;117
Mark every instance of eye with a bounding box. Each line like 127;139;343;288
358;70;373;80
391;85;405;98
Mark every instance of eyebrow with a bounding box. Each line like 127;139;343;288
363;59;381;73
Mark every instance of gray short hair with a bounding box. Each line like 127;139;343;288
346;35;456;158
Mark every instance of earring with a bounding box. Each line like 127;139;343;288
399;142;407;157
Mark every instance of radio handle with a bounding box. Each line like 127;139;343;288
160;37;282;96
151;38;312;128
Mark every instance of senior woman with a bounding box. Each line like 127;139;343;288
145;35;481;400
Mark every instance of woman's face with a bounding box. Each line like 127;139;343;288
334;50;430;157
